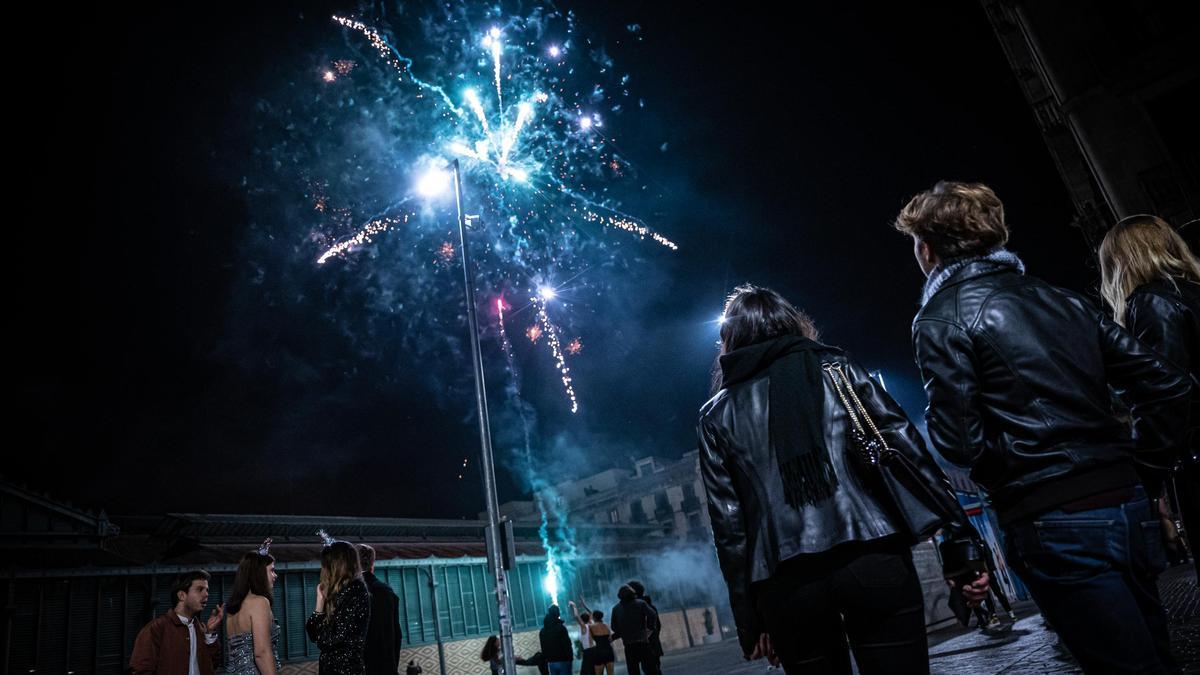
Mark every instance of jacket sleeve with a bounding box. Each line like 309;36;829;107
307;583;372;651
392;589;403;665
204;632;222;669
129;620;162;675
1098;306;1192;456
698;419;759;655
912;318;985;467
1127;292;1192;373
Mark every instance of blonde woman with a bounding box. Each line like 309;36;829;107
1100;214;1200;581
305;538;371;674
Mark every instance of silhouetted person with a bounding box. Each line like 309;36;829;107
358;544;402;675
625;581;662;674
609;586;658;675
539;605;573;675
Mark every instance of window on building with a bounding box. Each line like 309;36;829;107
655;492;670;511
610;509;620;523
630;500;647;524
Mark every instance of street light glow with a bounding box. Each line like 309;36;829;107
416;168;451;197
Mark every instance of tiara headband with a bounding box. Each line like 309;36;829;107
257;538;273;556
317;529;337;547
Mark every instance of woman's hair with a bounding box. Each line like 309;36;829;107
226;552;275;615
320;541;362;622
894;181;1009;260
719;284;819;354
1099;214;1200;325
480;635;499;661
580;611;592;623
591;609;604;621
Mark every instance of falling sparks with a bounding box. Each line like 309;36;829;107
526;324;543;343
582;210;678;250
437;241;456;262
567;337;582;355
317;215;408;264
322;70;336;82
332;59;356;75
331;15;462;114
533;296;578;413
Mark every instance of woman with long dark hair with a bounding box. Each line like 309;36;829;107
480;635;501;675
226;540;280;675
699;284;984;674
305;538;371;674
1100;214;1200;579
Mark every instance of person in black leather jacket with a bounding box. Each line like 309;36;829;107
698;284;985;674
1100;214;1200;582
896;181;1192;674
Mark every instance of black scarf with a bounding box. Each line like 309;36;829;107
719;335;839;508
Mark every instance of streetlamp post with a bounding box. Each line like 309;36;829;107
450;159;518;674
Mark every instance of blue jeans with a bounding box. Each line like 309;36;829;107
547;661;573;675
1003;486;1173;673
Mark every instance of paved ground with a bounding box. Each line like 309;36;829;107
651;564;1200;674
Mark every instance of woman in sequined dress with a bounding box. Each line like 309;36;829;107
225;543;281;675
305;540;372;674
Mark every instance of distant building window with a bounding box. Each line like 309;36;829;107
610;509;620;523
630;500;647;524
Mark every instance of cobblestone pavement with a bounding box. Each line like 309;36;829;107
654;564;1200;674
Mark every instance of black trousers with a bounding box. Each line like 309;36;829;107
754;537;929;675
622;642;657;675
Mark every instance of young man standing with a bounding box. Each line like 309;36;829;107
130;570;224;675
897;181;1190;673
359;543;403;675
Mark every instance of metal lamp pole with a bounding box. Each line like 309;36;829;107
452;159;518;674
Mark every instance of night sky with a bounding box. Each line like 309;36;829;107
26;2;1096;519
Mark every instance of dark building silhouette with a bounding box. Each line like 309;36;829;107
981;1;1199;246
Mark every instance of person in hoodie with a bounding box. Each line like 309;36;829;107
609;585;659;675
625;581;662;674
538;605;573;675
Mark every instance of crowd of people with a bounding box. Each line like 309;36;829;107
699;181;1197;674
129;538;403;675
126;531;674;675
126;181;1197;675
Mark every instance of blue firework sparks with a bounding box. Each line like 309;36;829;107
310;3;675;413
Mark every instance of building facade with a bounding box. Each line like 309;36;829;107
981;0;1199;246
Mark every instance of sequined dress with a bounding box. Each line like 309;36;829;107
305;578;372;675
226;622;282;674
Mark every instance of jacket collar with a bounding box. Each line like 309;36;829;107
921;248;1025;306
